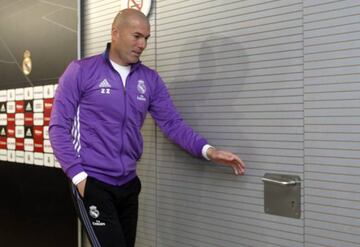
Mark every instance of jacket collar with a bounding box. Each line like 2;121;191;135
103;43;141;72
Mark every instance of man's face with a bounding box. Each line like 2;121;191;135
111;18;150;65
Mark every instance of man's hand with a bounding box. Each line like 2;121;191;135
206;147;245;175
76;179;87;198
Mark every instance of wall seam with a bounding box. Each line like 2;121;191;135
302;1;306;247
153;1;159;246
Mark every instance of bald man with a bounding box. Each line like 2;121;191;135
49;9;245;247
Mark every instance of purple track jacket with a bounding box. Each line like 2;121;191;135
49;44;208;186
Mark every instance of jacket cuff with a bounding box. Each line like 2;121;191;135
66;164;85;181
202;144;214;160
195;138;209;158
72;172;88;185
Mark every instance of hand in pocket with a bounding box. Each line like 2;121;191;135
76;178;87;198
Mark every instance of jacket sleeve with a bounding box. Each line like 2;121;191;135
149;72;208;158
49;61;84;180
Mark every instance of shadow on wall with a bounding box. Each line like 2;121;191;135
170;35;249;169
161;36;250;245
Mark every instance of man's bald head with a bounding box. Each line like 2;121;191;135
110;8;150;65
112;8;149;30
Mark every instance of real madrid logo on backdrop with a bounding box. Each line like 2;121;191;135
121;0;152;16
22;50;32;76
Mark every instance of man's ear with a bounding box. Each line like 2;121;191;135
111;27;118;38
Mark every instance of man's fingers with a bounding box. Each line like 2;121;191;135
234;164;245;175
227;154;245;175
232;159;245;175
233;166;239;175
210;149;245;175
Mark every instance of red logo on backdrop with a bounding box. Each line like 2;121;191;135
8;126;15;138
34;126;44;153
16;138;24;151
44;98;53;112
44;98;53;126
25;113;33;126
7;113;15;126
44;115;51;126
0;137;6;149
15;101;24;113
34;126;43;140
34;141;43;153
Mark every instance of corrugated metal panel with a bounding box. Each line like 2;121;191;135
82;0;117;56
156;0;304;246
82;1;157;247
304;0;360;247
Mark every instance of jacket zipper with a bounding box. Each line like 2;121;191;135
119;72;128;175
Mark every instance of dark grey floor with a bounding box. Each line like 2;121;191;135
0;162;77;247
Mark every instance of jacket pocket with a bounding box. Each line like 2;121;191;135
84;121;122;153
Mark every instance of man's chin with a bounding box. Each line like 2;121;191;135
130;58;139;64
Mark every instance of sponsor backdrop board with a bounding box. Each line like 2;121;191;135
0;85;59;167
0;0;79;246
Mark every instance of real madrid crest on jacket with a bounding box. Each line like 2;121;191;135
49;43;208;186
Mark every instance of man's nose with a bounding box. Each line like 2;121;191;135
138;38;147;50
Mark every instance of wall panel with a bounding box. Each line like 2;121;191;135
304;0;360;246
156;0;304;246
